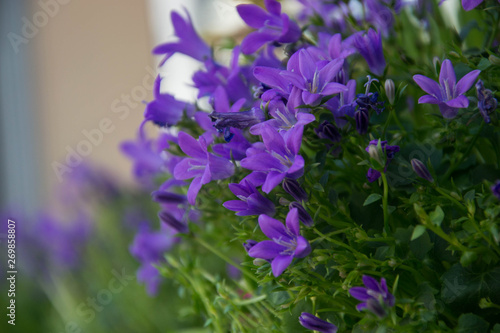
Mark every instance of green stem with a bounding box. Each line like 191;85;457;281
432;186;467;213
443;122;485;180
196;237;259;284
381;172;390;236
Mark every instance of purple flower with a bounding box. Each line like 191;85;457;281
174;132;234;205
299;312;338;333
144;76;194;127
315;121;341;143
130;223;175;296
152;10;211;65
326;79;357;128
223;179;276;217
411;159;434;182
413;59;480;118
364;0;394;37
492;180;500;200
241;124;305;193
354;29;386;76
152;190;187;205
212;129;252;161
355;108;370;135
349;275;395;318
461;0;488;11
158;210;189;234
476;79;497;124
280;49;348;106
365;140;400;182
247;208;311;277
237;0;301;54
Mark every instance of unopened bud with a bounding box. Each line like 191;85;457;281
384;79;395;105
282;178;308;202
489;54;500;66
411;159;434;182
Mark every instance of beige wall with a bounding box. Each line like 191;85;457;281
32;0;154;195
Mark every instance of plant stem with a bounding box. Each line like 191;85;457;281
195;237;259;284
381;172;390;236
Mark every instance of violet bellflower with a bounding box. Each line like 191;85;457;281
152;9;211;65
280;48;348;106
144;75;194;127
413;59;480;119
237;0;301;54
247;208;311;277
476;79;497;123
349;275;395;318
411;159;434;182
241;124;305;193
353;29;386;76
223;179;276;217
365;140;400;182
173;132;234;205
282;178;308;202
130;223;175;296
299;312;338;333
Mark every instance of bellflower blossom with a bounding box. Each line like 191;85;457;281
144;75;194;127
459;0;500;11
237;0;301;54
241;124;305;193
349;275;395;318
152;10;211;65
247;208;311;277
299;312;338;333
280;48;348;106
174;132;234;205
223;179;276;217
413;59;480;118
354;29;386;76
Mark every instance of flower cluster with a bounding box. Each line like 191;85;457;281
120;0;500;331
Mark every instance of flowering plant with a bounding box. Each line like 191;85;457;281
124;0;500;331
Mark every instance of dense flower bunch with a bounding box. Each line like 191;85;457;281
124;0;500;331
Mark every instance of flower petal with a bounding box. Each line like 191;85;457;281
349;287;370;301
258;214;288;239
413;75;441;99
236;4;271;29
178;132;207;159
262;171;286;193
241;31;273;54
247;240;283;259
418;95;440;104
439;59;456;88
187;176;203;205
363;275;382;293
285;208;300;235
455;70;480;95
271;255;293;276
445;95;469;108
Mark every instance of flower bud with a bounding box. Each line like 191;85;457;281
411;159;434;182
384;79;395;105
158;211;188;233
289;202;313;226
282;178;308;202
489;54;500;66
151;190;187;204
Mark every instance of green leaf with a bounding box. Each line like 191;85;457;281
477;58;491;71
411;225;427;241
491;324;500;333
313;183;325;192
429;206;444;226
364;193;382;206
460;251;477;267
456;313;489;333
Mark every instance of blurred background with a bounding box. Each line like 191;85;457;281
0;0;249;332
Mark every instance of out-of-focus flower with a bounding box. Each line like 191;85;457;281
237;0;301;54
130;223;175;296
223;179;276;217
411;159;434;182
492;180;500;200
247;208;311;277
476;79;497;124
354;29;386;76
413;59;480;119
173;132;234;205
349;275;395;318
152;10;211;64
299;312;338;333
